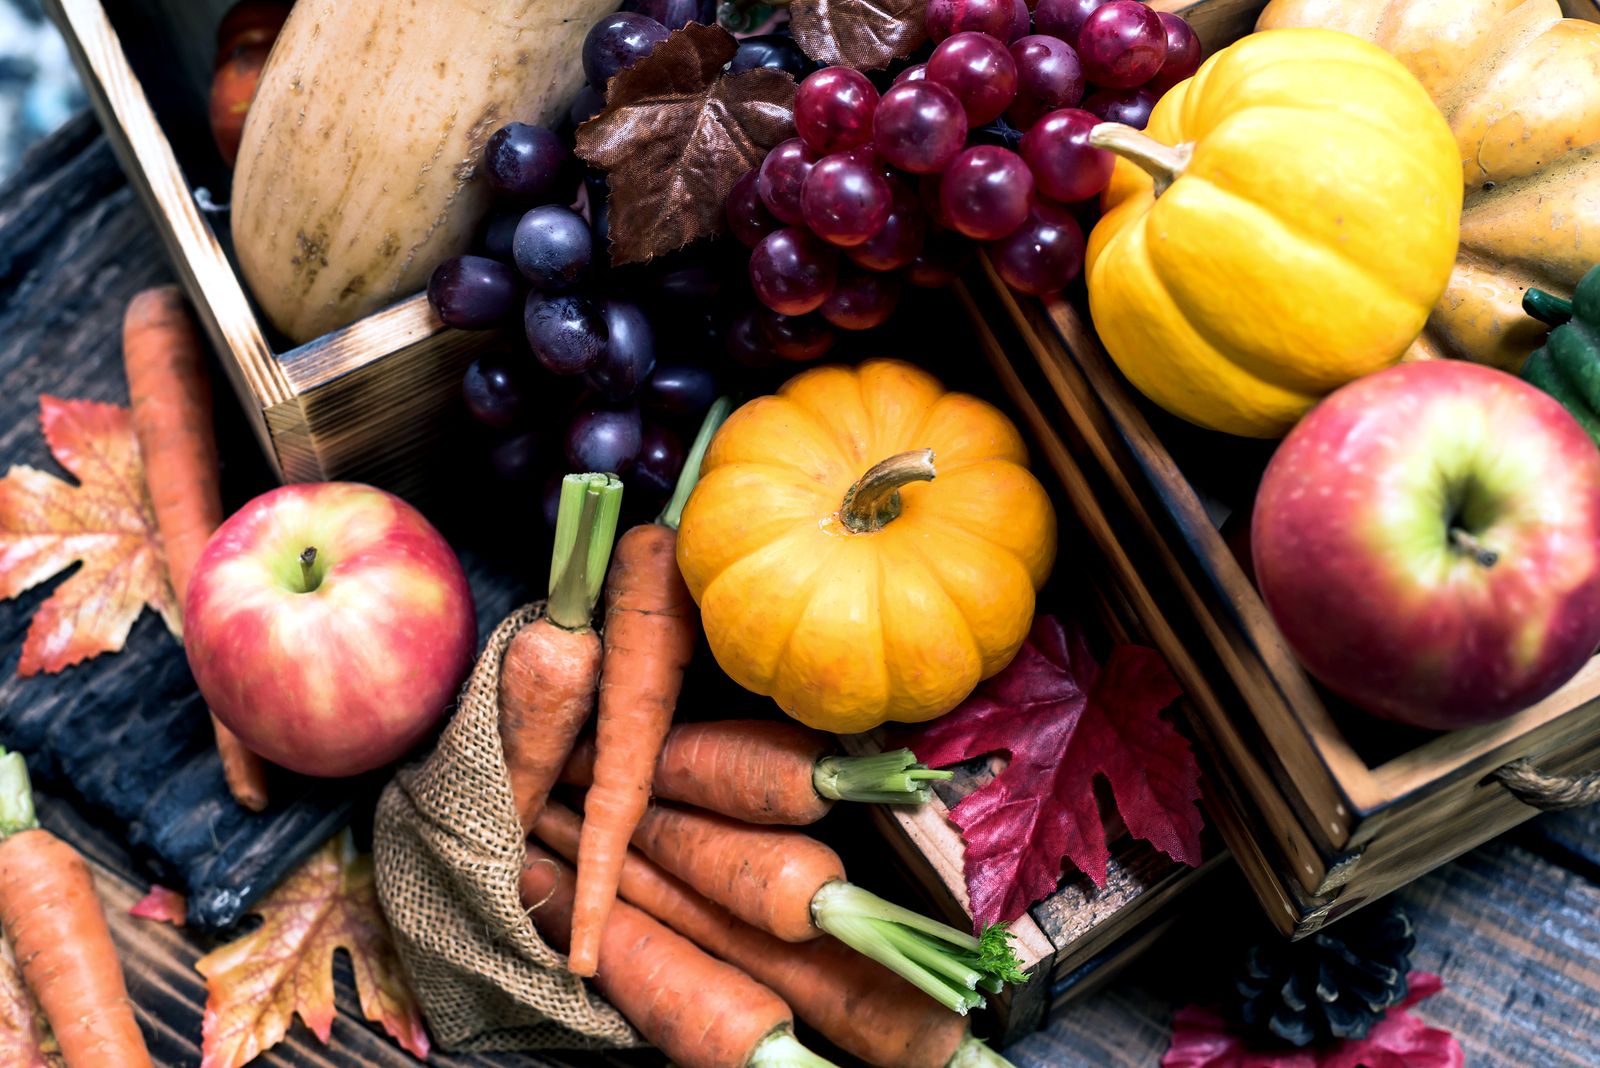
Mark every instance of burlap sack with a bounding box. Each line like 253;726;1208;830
373;603;640;1053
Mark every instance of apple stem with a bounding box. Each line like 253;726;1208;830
299;547;321;592
1449;527;1499;568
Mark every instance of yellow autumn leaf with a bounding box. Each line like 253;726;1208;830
196;830;429;1068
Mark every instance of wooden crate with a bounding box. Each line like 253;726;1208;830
840;290;1240;1045
972;0;1600;938
45;0;500;497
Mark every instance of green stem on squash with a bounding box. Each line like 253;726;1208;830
812;749;953;804
1087;123;1193;198
659;396;734;531
547;473;624;632
0;749;39;840
748;1030;841;1068
809;880;1025;1015
949;1034;1018;1068
1524;288;1575;328
839;450;938;533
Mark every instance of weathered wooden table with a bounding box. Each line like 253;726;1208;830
4;115;1599;1067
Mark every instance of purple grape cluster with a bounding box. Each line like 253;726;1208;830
427;3;740;522
730;0;1202;302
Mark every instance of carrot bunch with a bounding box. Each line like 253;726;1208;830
520;843;842;1068
533;802;1015;1068
0;748;152;1068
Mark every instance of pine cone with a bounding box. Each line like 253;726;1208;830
1231;903;1415;1047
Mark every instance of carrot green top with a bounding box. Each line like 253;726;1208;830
659;397;733;531
547;473;625;632
0;748;39;839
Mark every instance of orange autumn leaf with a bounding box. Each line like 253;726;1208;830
0;395;180;675
0;933;61;1068
195;830;429;1068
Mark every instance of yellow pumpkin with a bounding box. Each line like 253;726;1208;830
1085;28;1463;437
675;359;1057;734
1257;0;1600;371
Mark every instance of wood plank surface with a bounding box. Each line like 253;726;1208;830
9;112;1600;1068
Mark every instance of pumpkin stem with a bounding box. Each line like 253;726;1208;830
1088;122;1192;197
839;450;937;533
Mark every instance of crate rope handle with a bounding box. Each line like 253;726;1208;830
1493;759;1600;810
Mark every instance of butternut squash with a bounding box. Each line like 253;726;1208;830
1257;0;1600;371
231;0;617;344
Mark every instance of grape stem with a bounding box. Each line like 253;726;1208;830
1088;123;1193;198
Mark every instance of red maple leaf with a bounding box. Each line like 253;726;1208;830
1162;972;1464;1068
129;884;187;926
906;615;1203;929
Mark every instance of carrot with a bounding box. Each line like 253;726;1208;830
0;749;152;1068
534;803;1015;1068
600;798;1024;1015
123;287;269;812
498;472;623;832
518;841;838;1068
560;720;952;824
568;398;732;976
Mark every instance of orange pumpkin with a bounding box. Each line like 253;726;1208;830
675;360;1057;733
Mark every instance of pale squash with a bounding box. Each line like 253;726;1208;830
231;0;618;343
675;360;1057;734
1258;0;1600;370
1085;29;1462;437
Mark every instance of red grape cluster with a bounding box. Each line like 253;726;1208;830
730;0;1200;301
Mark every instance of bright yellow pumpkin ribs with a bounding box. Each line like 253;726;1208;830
675;359;1058;734
1084;28;1464;438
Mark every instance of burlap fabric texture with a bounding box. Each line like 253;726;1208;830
373;602;640;1052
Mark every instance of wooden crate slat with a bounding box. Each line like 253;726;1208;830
964;273;1341;895
42;0;291;461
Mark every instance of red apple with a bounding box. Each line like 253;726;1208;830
185;482;476;776
1251;361;1600;730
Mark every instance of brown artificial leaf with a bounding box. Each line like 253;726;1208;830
195;830;429;1068
789;0;929;70
577;21;796;265
0;395;180;675
0;934;62;1068
129;884;187;926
